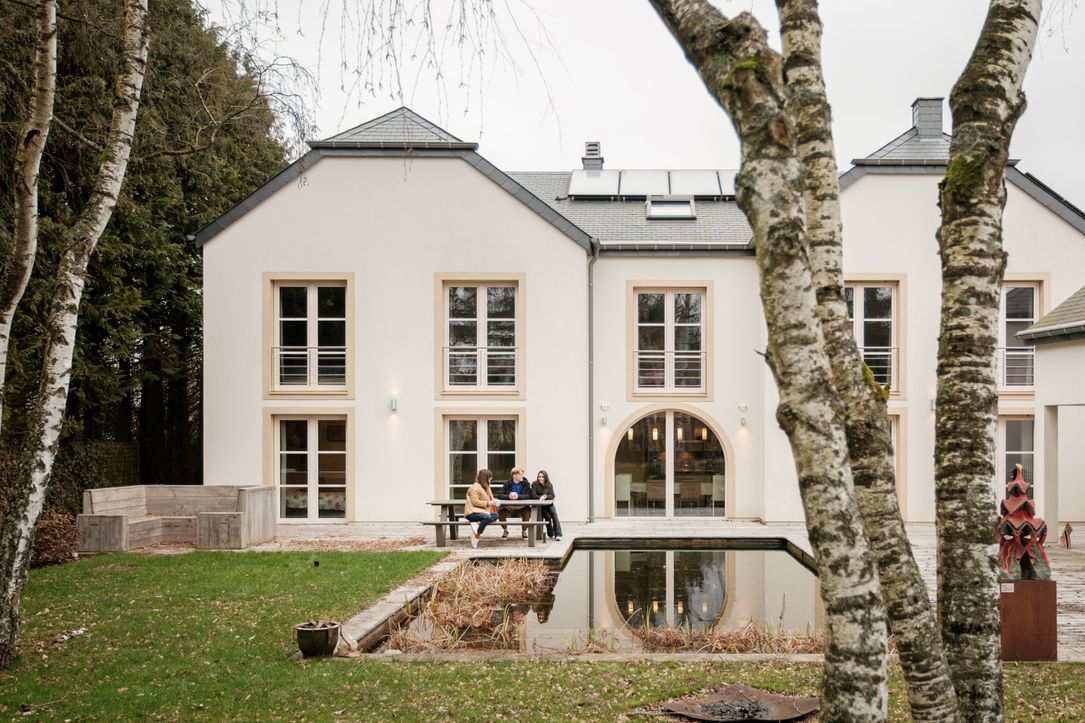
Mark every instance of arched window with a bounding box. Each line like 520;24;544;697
615;410;726;517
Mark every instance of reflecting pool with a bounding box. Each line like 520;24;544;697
398;547;822;654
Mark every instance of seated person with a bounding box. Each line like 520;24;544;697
464;469;500;549
497;467;535;538
531;469;563;541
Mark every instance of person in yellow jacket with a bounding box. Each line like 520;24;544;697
464;469;499;548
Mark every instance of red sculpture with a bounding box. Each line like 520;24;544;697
998;464;1050;580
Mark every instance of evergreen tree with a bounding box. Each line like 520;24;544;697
1;0;287;484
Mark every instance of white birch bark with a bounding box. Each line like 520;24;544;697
775;2;960;719
0;0;150;668
649;1;888;718
0;0;57;436
936;2;1040;720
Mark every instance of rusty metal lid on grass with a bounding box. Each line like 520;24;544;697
661;683;819;722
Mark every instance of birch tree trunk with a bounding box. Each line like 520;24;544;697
936;1;1040;720
649;2;888;718
775;2;960;720
0;0;150;669
0;0;57;436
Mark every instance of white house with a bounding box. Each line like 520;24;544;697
196;99;1085;529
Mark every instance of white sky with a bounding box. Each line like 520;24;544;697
216;1;1085;208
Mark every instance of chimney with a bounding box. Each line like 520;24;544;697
582;141;603;170
912;97;944;139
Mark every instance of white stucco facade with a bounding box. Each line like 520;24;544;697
201;106;1085;529
204;154;589;522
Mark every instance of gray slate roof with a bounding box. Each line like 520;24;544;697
309;107;476;149
1020;284;1085;343
862;127;953;162
509;171;753;251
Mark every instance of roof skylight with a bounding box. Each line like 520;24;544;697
646;196;695;219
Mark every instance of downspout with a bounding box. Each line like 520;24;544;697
587;238;600;523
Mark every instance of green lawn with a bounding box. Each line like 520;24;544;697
0;552;1082;721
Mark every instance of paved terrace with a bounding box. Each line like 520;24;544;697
256;520;1085;662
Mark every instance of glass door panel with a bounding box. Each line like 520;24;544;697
317;419;346;519
673;412;726;517
446;417;517;499
615;412;666;517
616;411;726;518
279;420;308;518
278;417;348;520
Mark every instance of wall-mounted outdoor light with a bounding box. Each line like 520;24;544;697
390;398;398;413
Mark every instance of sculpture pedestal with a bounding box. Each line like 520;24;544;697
1000;579;1057;661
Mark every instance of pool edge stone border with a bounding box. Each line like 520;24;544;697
343;558;462;652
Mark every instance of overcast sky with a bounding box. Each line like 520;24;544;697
218;1;1084;208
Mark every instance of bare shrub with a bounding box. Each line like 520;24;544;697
639;620;826;655
30;509;78;568
567;628;618;655
385;559;555;652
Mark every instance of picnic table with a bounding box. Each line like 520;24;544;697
425;498;552;547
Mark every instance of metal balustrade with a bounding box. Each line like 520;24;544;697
997;347;1035;388
444;346;517;388
635;350;707;391
860;346;898;391
273;346;347;387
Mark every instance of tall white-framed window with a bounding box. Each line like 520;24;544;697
887;413;906;519
845;284;897;390
998;284;1038;389
444;284;518;391
446;417;518;499
273;282;347;390
997;416;1035;494
634;289;705;392
276;416;348;521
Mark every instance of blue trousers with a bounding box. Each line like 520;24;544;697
465;511;499;534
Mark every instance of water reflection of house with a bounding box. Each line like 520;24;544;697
197;99;1085;528
524;550;822;649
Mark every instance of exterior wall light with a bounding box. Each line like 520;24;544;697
390;398;398;413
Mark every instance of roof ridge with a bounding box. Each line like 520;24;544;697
317;106;467;145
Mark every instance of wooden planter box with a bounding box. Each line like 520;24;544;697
1000;578;1057;661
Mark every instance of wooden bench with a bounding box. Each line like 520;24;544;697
78;485;277;552
422;520;548;548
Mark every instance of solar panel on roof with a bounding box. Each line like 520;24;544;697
717;170;738;196
568;169;620;196
619;170;669;196
669;170;721;196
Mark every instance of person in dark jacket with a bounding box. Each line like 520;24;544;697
497;467;535;538
531;469;563;541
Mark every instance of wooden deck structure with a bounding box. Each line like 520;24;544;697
78;485;276;552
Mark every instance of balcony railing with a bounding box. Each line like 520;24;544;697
635;350;707;391
444;346;517;389
859;346;898;391
273;346;347;388
997;346;1034;389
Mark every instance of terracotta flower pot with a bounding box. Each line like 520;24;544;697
294;621;341;657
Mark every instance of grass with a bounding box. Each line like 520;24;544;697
0;550;443;720
1;552;1083;721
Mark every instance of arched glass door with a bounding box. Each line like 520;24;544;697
615;410;725;517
